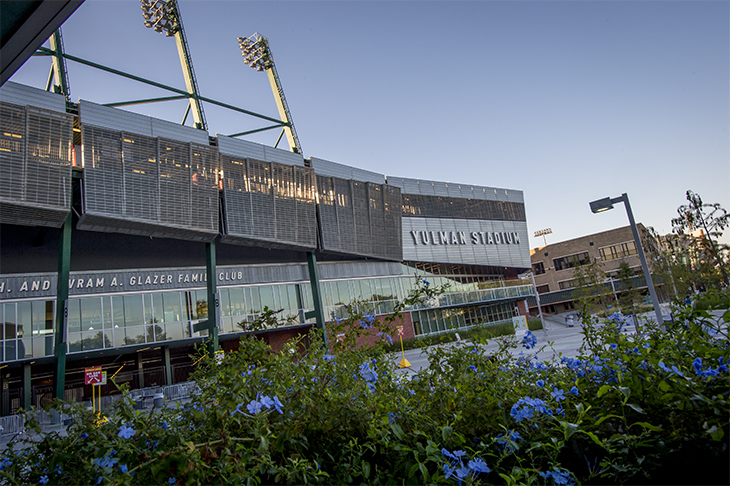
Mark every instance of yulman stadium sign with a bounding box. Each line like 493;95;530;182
409;230;521;246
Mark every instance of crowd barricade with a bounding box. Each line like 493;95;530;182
0;414;25;437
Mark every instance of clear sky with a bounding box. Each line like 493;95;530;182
10;0;730;248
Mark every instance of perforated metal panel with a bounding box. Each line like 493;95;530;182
79;124;219;241
316;175;403;261
0;101;72;227
220;155;316;250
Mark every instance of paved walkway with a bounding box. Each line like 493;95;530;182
390;314;638;374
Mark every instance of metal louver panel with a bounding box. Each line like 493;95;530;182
0;101;72;227
78;124;219;242
316;175;403;261
220;155;316;250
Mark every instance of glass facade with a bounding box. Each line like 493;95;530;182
599;241;637;261
0;271;534;362
401;194;526;222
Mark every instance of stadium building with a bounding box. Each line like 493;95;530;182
0;2;533;415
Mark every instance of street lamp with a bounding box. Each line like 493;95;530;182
589;193;664;329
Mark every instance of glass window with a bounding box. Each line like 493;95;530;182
532;262;545;275
4;340;16;361
102;296;112;329
111;296;124;329
65;299;80;333
259;286;276;312
193;290;208;320
17;302;31;338
249;287;261;314
336;281;350;305
228;288;245;316
152;293;164;323
553;252;590;271
219;289;231;317
4;304;15;339
287;285;298;311
80;298;102;331
123;295;144;327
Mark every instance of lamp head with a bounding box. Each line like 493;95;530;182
590;197;614;214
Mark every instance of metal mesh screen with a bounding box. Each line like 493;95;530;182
316;175;403;261
0;102;72;227
79;124;219;241
220;156;316;250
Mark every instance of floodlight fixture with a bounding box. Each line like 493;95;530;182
588;193;664;330
139;0;180;37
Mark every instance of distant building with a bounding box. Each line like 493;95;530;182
528;225;653;315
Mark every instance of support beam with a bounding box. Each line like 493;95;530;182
205;241;219;354
136;353;144;389
163;346;173;386
23;364;31;409
52;210;72;400
306;252;327;348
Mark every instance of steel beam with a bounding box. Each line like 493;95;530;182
206;241;219;354
52;209;72;400
306;252;327;348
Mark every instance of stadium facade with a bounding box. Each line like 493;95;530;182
0;81;533;414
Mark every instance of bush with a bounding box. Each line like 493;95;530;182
1;290;728;485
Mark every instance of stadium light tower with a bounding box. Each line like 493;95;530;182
140;0;207;130
237;33;302;154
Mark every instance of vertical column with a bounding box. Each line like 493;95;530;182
205;241;219;354
23;364;31;409
1;373;9;416
136;353;144;389
163;346;173;386
53;210;72;400
306;252;327;348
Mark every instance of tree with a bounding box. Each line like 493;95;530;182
571;258;608;315
616;262;640;319
671;190;729;287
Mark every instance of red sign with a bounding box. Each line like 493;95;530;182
85;366;103;385
397;327;404;336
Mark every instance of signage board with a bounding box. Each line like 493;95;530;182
84;366;103;385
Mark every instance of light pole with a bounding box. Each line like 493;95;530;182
589;193;664;330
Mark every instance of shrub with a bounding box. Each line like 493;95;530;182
1;290;728;485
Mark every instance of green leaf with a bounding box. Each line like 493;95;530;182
362;460;370;479
391;423;405;440
630;421;662;432
658;380;671;392
597;384;611;398
710;426;725;441
581;430;604;447
442;426;453;442
627;403;644;414
619;386;630;399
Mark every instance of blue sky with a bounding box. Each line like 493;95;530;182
10;0;730;247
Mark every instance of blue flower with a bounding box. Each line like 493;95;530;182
551;388;566;402
231;403;246;416
569;386;579;395
359;362;378;383
39;475;49;485
97;477;103;485
536;379;545;388
169;477;176;485
117;425;135;439
247;399;263;415
522;330;538;349
658;361;685;378
272;396;284;414
610;343;618;350
259;395;274;409
120;464;128;474
323;354;336;361
467;458;490;474
540;468;575;485
80;432;88;440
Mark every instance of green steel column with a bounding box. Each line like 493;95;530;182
306;252;328;348
53;210;72;400
206;241;219;354
163;346;173;386
23;364;32;409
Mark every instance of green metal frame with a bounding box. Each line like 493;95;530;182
33;46;290;136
